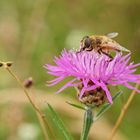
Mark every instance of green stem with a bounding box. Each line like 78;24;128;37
81;107;93;140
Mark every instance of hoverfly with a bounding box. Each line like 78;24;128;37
79;32;130;58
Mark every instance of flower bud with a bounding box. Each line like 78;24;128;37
77;82;107;107
23;77;33;88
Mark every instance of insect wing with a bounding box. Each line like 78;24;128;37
103;42;130;52
106;32;119;38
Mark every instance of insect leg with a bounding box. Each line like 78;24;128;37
100;50;113;60
97;49;101;54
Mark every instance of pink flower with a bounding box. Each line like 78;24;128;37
44;49;140;104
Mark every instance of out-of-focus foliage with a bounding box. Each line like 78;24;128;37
0;0;140;140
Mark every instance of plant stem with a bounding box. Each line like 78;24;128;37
109;83;139;140
5;66;50;140
36;112;49;139
81;107;93;140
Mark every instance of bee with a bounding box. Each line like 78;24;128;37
79;32;130;58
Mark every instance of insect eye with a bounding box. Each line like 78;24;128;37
82;36;89;40
84;37;91;48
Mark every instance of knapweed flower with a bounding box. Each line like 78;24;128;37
44;49;140;104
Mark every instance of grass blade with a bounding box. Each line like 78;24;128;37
66;101;86;110
47;103;73;140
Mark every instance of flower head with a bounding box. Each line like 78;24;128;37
44;49;140;104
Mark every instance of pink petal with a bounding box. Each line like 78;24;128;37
124;83;140;93
100;81;113;104
55;78;77;94
79;88;86;98
47;76;65;86
86;85;98;91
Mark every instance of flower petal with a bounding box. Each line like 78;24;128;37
55;78;77;94
100;81;113;104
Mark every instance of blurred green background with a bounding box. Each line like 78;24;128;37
0;0;140;140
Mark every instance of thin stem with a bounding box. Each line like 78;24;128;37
36;112;49;139
81;107;93;140
108;83;139;140
5;66;50;140
6;67;42;115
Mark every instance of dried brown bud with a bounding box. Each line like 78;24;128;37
23;77;33;88
0;62;3;67
6;61;13;67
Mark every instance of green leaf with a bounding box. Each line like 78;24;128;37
66;101;86;110
47;104;73;140
93;91;122;122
